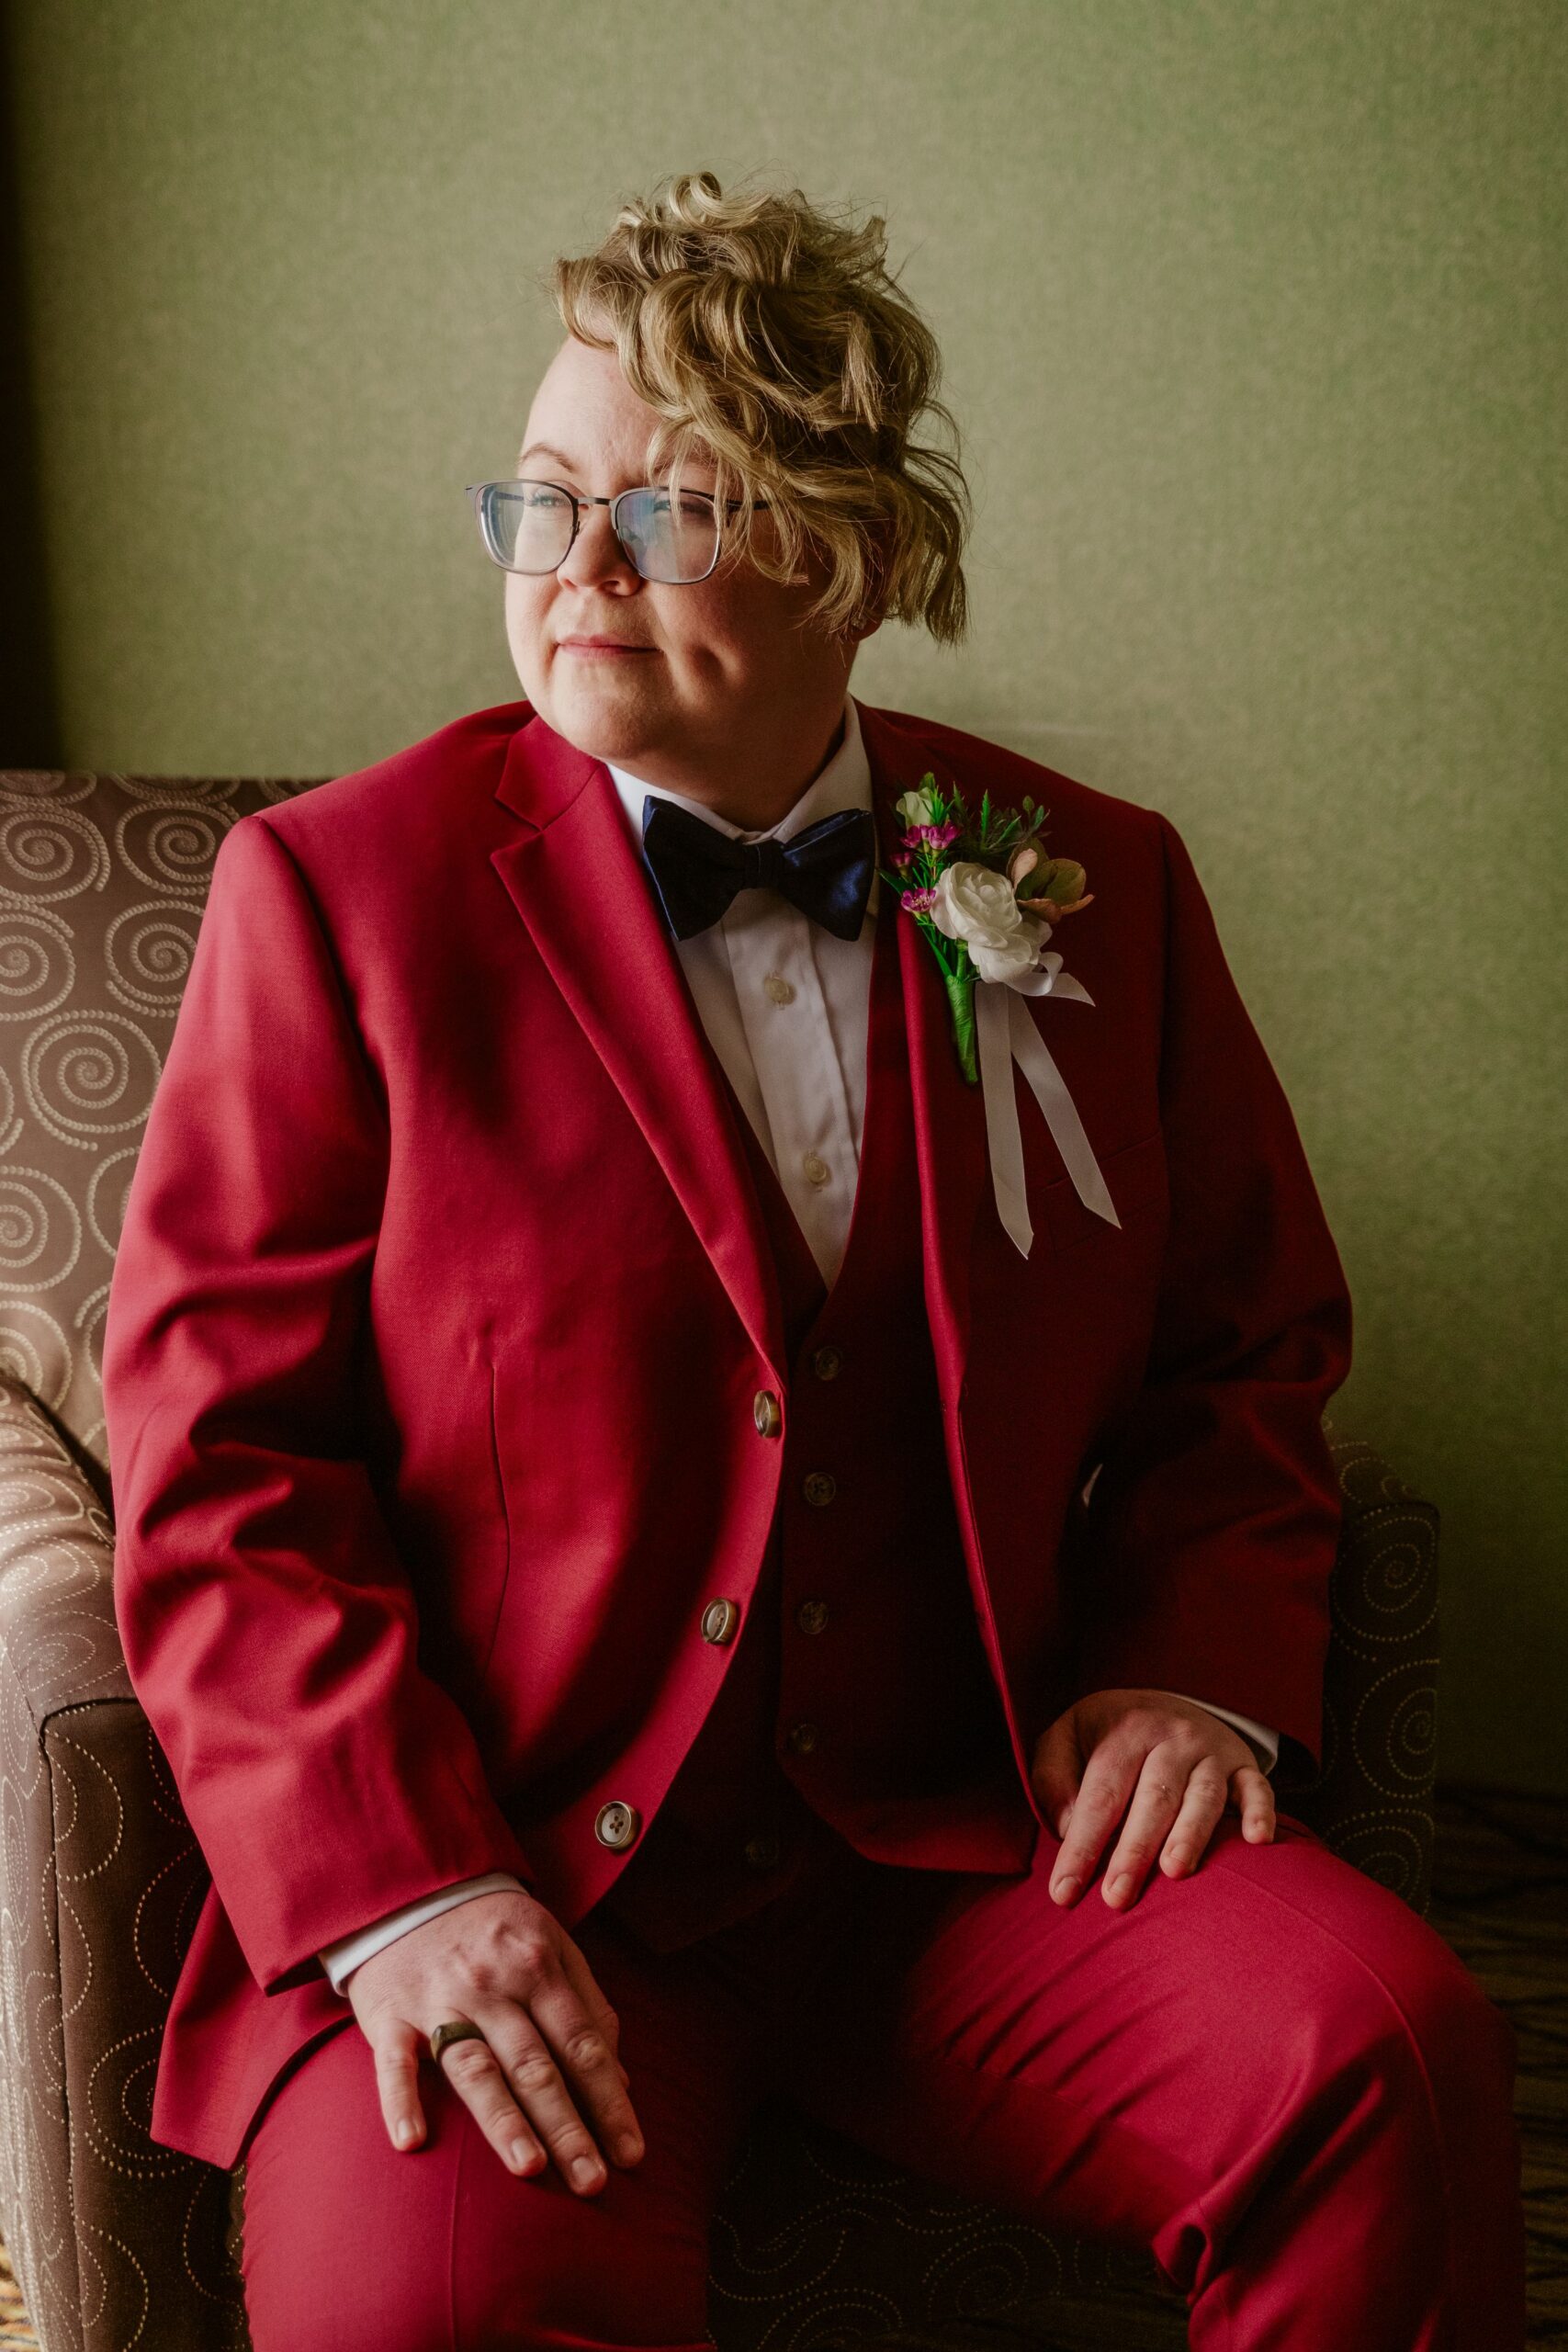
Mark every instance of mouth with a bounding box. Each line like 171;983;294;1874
558;639;657;658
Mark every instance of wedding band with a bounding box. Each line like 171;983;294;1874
429;2018;488;2065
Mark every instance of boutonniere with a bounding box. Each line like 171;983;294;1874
878;775;1092;1084
878;773;1121;1254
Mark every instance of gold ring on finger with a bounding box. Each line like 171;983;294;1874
429;2018;489;2065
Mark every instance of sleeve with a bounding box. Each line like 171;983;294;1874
1064;809;1353;1775
104;812;534;1998
319;1871;526;1995
1148;1691;1280;1776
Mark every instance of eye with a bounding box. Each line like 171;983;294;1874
649;489;716;520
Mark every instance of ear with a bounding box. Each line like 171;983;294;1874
835;519;892;645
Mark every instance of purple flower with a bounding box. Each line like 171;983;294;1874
899;886;940;913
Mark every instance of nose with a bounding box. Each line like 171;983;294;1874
556;501;641;595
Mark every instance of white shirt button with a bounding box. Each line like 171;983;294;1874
763;971;795;1005
802;1149;830;1186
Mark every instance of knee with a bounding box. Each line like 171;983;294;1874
1398;1918;1513;2072
1339;1912;1517;2127
249;2176;708;2352
242;2200;449;2352
240;2021;712;2352
454;2170;711;2351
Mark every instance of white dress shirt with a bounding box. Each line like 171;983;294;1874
317;692;1278;1992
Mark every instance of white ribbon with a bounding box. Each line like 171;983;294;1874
973;949;1120;1257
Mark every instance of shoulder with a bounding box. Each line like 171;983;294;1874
859;698;1177;884
232;698;531;869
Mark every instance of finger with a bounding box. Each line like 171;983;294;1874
1049;1751;1140;1905
525;1964;646;2173
555;1934;622;2061
1158;1759;1231;1878
371;2017;430;2154
481;1994;620;2191
1234;1765;1277;1841
554;1939;643;2160
1100;1757;1190;1907
1030;1712;1084;1836
434;2022;548;2179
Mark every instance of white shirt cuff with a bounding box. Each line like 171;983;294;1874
318;1871;525;1995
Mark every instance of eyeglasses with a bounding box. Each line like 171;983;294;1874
466;477;772;587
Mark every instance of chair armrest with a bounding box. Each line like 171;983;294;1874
1273;1422;1441;1916
0;1375;247;2350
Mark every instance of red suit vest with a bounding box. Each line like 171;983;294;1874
601;896;1043;1953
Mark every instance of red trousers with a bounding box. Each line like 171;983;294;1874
237;1809;1526;2350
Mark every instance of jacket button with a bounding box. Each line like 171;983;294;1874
795;1599;829;1635
744;1832;782;1870
810;1345;842;1381
700;1598;740;1645
786;1721;820;1755
753;1388;783;1438
802;1470;837;1507
593;1801;641;1850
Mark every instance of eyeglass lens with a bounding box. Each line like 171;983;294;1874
481;481;721;583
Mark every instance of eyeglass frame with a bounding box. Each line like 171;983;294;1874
465;475;774;586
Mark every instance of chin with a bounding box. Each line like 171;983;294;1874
543;666;669;759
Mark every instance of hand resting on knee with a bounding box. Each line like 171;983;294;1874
342;1888;646;2195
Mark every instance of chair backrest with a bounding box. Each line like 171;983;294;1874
0;769;321;1480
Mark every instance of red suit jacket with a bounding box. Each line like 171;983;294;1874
101;696;1353;2168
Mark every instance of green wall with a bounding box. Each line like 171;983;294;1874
0;21;57;763
9;2;1565;1792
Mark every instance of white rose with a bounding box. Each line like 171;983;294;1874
931;862;1047;982
896;785;940;827
932;860;1018;938
968;927;1044;983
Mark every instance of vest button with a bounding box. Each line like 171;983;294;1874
744;1832;782;1870
786;1721;819;1754
795;1599;829;1636
802;1470;837;1508
700;1597;740;1645
763;971;795;1005
752;1387;783;1438
810;1345;842;1381
801;1149;830;1187
593;1801;641;1850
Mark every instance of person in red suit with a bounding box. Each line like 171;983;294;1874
102;171;1524;2349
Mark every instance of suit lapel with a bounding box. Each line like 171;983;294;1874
489;711;784;1380
857;701;990;1397
487;700;991;1399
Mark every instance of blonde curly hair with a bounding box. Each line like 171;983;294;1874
542;170;972;645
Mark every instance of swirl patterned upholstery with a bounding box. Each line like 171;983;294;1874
0;768;1438;2351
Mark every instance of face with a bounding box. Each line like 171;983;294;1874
502;336;879;821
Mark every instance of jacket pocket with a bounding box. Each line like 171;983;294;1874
1039;1125;1168;1255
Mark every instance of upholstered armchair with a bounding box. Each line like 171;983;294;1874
0;764;1439;2352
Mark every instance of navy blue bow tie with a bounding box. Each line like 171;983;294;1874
640;795;877;943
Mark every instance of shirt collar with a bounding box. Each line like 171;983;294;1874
605;691;872;854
